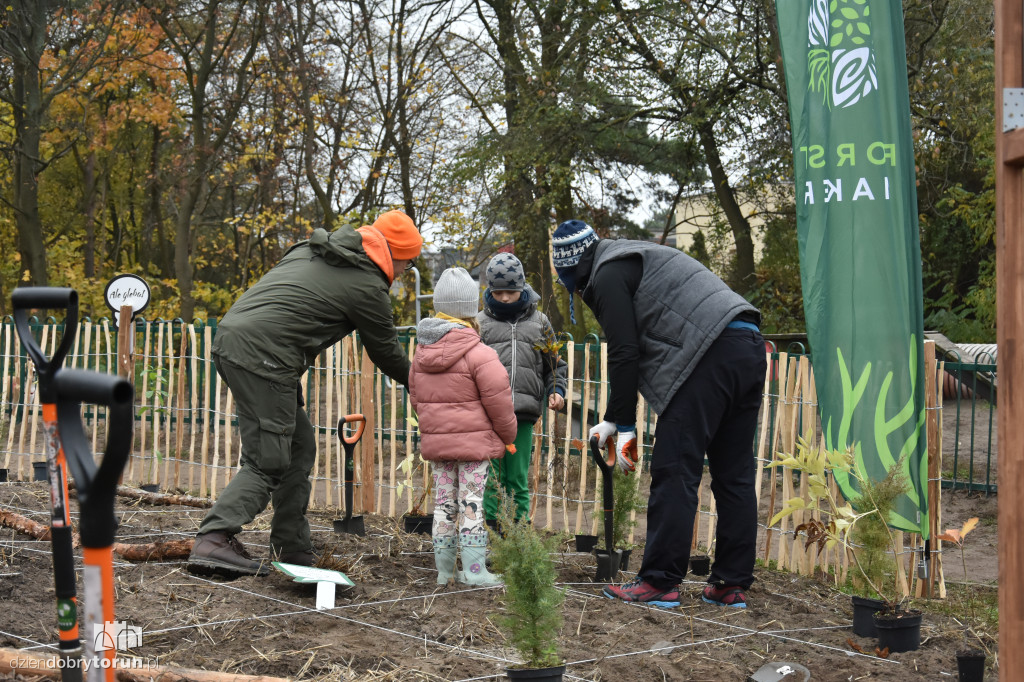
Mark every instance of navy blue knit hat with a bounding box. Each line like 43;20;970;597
551;220;598;323
552;220;598;273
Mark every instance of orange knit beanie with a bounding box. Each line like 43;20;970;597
372;211;422;260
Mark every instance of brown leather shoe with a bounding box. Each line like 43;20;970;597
188;531;270;576
276;549;317;567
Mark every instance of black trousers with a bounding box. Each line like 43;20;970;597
638;326;766;590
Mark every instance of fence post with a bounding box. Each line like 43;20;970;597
117;305;133;381
924;340;946;598
359;349;376;513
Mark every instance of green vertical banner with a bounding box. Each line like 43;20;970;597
775;0;928;537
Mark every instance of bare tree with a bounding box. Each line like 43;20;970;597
145;0;268;319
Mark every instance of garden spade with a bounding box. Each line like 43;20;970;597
55;369;134;682
333;414;367;536
12;288;82;682
588;435;616;554
589;436;622;581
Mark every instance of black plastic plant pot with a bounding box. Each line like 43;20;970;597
689;555;711;576
505;664;565;681
140;483;159;493
619;548;632;573
851;596;886;638
403;513;432;535
0;468;7;483
574;534;598;553
956;649;986;681
32;461;48;482
873;609;922;653
594;549;622;582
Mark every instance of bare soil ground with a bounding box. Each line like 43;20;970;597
0;478;999;682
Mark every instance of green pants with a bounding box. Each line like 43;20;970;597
198;358;317;554
484;422;534;522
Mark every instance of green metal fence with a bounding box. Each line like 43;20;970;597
941;355;998;494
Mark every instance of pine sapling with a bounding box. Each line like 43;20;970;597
489;492;564;669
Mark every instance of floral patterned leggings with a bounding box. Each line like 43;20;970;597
432;460;489;540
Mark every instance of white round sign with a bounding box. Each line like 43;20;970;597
104;274;151;327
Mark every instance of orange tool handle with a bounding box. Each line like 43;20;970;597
339;414;366;445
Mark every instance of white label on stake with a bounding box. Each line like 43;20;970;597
315;581;336;610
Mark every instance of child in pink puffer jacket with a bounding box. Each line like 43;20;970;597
408;267;517;587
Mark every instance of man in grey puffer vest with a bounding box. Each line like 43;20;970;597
551;220;766;609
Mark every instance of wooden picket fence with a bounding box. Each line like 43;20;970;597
0;319;945;597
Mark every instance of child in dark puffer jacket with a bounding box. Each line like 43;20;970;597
476;253;568;526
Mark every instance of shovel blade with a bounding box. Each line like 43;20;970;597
333;516;366;536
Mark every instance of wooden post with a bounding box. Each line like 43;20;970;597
359;349;376;513
763;351;789;563
996;3;1024;676
560;341;575;533
116;307;134;485
922;341;943;599
575;342;592;534
117;304;133;380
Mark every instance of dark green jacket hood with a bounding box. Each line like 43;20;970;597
306;225;369;268
212;223;410;386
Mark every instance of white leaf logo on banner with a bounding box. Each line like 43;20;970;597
832;47;877;107
808;0;830;47
806;0;876;109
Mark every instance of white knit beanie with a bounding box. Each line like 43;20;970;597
432;267;480;319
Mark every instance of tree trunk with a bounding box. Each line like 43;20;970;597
145;123;173;277
698;122;756;293
10;22;49;286
176;184;200;321
75;147;99;278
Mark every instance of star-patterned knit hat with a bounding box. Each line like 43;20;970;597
485;253;525;292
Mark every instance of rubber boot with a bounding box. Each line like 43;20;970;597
458;533;502;587
433;535;458;585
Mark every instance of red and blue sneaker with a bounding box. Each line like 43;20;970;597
701;584;747;608
603;576;681;608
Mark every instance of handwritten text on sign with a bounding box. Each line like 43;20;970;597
104;275;150;325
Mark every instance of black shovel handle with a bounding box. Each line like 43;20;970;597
12;287;78;401
54;370;134;549
589;436;615;553
589;434;616;475
338;414;366;521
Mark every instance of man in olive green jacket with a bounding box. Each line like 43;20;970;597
188;211;422;576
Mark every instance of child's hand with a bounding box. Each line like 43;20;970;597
505;444;517;454
548;393;565;411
